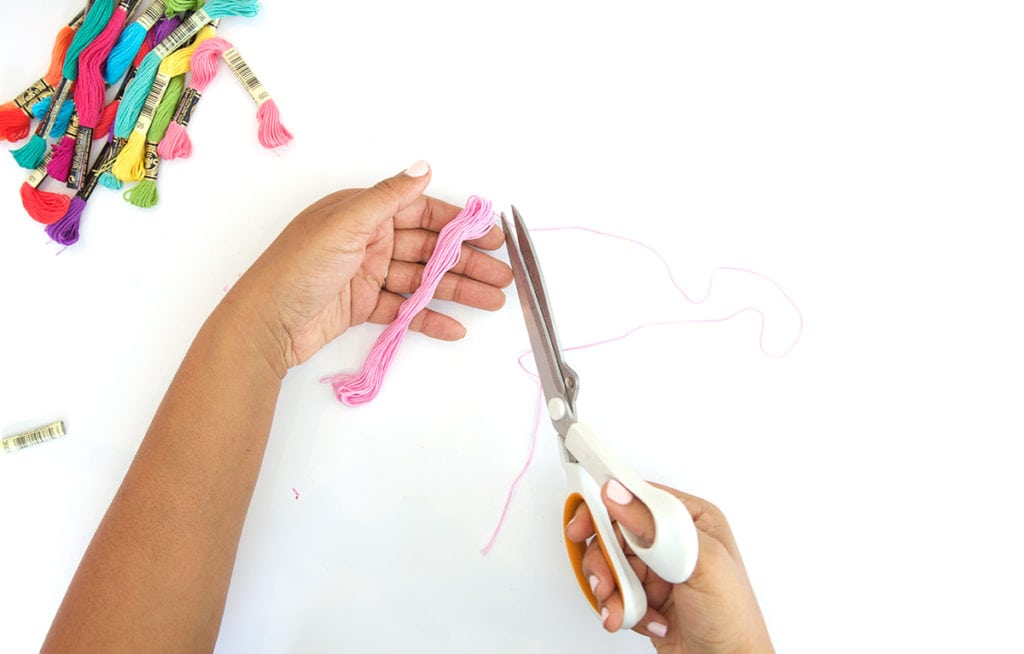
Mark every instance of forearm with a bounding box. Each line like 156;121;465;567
43;296;285;653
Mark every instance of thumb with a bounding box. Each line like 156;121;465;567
338;160;433;236
603;479;657;549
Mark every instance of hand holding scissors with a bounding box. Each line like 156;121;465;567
502;207;700;631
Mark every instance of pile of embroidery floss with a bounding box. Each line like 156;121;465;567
3;1;293;246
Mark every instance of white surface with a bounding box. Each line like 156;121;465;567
2;1;1023;652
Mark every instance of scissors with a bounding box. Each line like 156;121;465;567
502;207;699;630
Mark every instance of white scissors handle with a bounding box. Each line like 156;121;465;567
563;462;648;629
565;422;699;585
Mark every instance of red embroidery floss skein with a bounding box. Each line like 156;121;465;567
0;9;83;142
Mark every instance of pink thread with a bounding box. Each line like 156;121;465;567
479;387;544;555
158;37;230;160
479;226;804;554
292;487;300;500
322;196;497;406
256;99;293;149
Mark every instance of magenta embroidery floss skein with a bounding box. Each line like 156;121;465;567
66;0;144;190
322;196;497;406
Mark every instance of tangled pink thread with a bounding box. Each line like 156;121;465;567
479;226;805;555
322;195;497;406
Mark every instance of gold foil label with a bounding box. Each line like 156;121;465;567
96;137;127;177
143;141;160;181
81;143;115;201
13;78;55;117
65;111;80;138
67;124;93;191
69;9;86;29
172;87;202;126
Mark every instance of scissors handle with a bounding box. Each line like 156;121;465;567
565;422;699;584
563;463;648;629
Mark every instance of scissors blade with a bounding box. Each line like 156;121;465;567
503;208;580;433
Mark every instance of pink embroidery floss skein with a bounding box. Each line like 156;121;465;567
322;196;497;406
158;36;226;159
220;41;293;148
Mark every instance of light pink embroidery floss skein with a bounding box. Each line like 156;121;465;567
323;195;497;406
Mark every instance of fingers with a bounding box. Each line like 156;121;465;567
367;291;467;340
602;480;657;549
565;501;595;543
633;606;672;641
647;482;741;561
326;162;433;243
383;261;506;311
392;229;513;288
393;197;507;251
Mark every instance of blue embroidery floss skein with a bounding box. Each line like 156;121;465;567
104;0;167;84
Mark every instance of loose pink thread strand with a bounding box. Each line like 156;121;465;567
479;226;805;555
322;195;498;406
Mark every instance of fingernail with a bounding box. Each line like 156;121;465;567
600;606;610;624
404;160;430;177
588;575;599;594
606;479;634;505
566;517;576;531
648;622;668;638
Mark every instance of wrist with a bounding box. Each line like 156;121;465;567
210;290;291;382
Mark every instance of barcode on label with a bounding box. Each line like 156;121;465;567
2;421;66;453
222;48;271;105
137;0;165;30
135;73;170;132
26;152;53;188
153;8;210;59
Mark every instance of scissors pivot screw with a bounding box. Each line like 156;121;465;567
548;398;568;421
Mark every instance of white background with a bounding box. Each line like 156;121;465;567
2;1;1023;652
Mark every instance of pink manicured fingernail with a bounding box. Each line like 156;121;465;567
606;479;634;505
600;607;610;624
404;160;430;177
648;622;668;638
588;575;599;593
